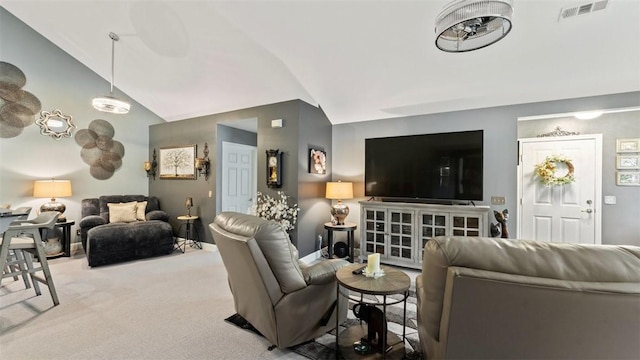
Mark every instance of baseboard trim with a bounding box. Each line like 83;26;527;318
70;242;82;255
300;249;323;264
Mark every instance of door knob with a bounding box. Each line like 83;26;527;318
581;200;594;214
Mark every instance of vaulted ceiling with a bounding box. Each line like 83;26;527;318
3;1;639;124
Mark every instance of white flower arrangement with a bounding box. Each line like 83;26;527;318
249;191;301;231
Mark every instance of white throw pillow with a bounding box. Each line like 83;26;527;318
136;201;147;221
108;202;138;223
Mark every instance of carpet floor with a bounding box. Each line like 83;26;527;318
1;246;423;359
225;291;423;360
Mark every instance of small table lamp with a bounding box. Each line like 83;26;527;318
326;181;353;225
185;197;193;217
33;179;72;221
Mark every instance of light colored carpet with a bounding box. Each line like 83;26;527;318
0;246;305;360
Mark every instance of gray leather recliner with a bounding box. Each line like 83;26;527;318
416;236;640;359
210;211;349;349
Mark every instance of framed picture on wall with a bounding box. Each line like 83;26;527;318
616;139;640;153
159;145;196;179
616;155;640;170
309;148;327;174
616;171;640;186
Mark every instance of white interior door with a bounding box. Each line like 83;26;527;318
517;135;602;244
221;142;256;214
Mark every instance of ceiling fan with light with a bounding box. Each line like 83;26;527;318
92;32;131;114
435;0;514;52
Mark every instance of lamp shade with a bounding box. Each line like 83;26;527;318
33;180;72;199
33;180;72;221
326;181;353;225
326;181;353;200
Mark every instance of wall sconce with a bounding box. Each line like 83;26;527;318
195;142;211;181
144;149;158;179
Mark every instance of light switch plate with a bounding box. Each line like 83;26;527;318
491;196;506;205
604;195;616;205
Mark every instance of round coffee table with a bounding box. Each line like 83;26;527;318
335;263;410;359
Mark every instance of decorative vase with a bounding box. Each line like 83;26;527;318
44;237;63;256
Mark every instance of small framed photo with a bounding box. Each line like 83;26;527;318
616;139;640;153
159;145;196;179
309;148;327;174
616;171;640;186
616;155;640;170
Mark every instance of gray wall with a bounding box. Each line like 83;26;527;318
518;110;640;245
332;92;640;247
297;102;333;256
0;8;165;245
149;99;332;252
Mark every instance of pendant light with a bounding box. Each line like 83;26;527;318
92;32;131;114
435;0;514;52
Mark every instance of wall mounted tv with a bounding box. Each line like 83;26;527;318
365;130;483;202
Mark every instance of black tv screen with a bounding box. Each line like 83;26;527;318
365;130;483;201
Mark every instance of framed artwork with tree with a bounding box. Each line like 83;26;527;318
159;145;196;179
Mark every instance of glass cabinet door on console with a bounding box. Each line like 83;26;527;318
452;214;482;236
418;211;448;264
387;209;415;263
362;207;416;268
364;208;386;255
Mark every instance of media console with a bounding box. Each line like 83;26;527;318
359;201;491;270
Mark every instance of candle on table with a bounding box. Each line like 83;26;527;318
367;253;381;274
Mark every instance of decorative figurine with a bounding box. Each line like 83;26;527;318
352;303;391;354
493;209;509;239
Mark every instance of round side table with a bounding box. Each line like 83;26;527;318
175;215;202;253
335;263;410;359
324;222;357;262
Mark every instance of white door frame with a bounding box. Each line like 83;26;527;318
517;134;603;244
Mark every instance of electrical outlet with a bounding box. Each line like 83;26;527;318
491;196;506;205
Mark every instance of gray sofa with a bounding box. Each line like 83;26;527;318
79;195;174;267
416;236;640;359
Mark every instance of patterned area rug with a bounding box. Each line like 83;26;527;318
225;291;423;360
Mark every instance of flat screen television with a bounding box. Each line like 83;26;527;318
365;130;483;202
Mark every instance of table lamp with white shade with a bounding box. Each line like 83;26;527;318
325;181;353;225
33;179;72;221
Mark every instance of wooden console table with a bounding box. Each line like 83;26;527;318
360;201;490;269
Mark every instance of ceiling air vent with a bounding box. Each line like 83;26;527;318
559;0;609;21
